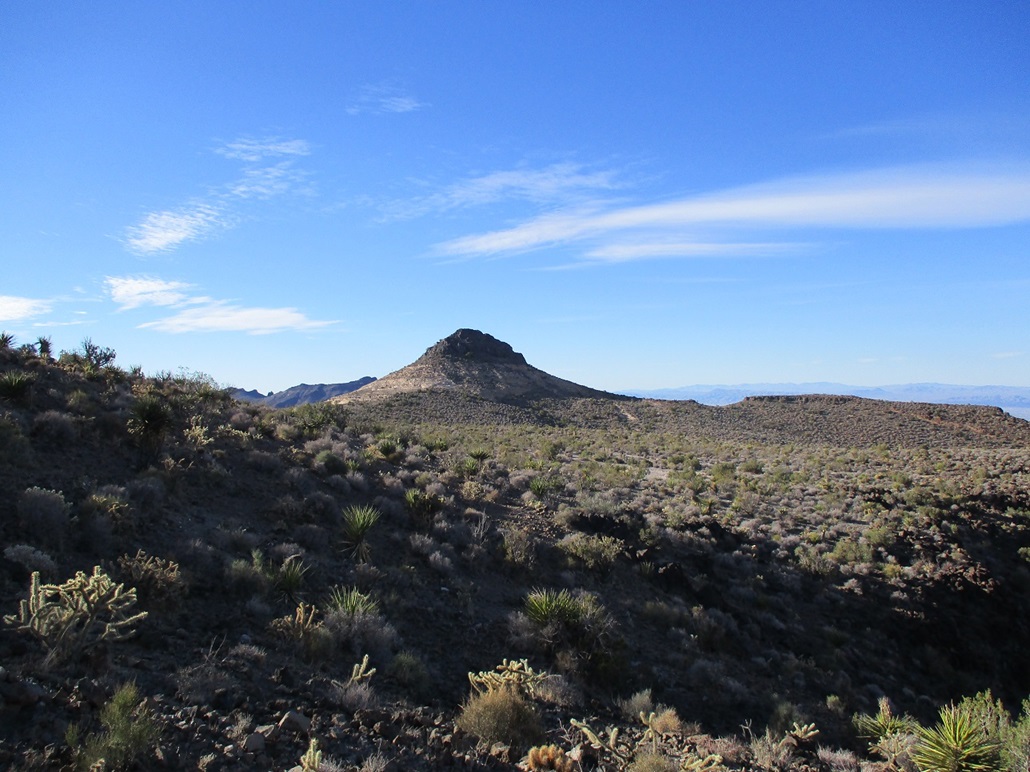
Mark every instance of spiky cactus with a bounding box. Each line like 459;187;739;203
4;567;147;666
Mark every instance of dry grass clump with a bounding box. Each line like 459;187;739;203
456;687;543;754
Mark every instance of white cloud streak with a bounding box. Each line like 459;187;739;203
105;276;193;309
125;137;311;255
105;274;335;335
347;84;426;115
380;163;620;220
0;295;52;322
139;302;334;335
215;138;311;162
435;163;1030;261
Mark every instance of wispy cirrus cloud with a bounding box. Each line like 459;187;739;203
215;138;311;162
378;162;620;220
104;275;335;335
125;136;312;255
0;295;52;322
346;83;426;115
435;162;1030;264
125;203;224;255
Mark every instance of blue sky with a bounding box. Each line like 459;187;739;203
2;2;1029;393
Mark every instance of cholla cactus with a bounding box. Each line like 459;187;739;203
469;658;550;698
3;567;147;666
526;744;574;771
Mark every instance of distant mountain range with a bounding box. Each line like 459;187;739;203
230;377;376;408
624;383;1030;419
230;334;1030;421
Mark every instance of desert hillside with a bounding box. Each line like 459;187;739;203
1;332;1029;771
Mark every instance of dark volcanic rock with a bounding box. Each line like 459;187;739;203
421;328;528;366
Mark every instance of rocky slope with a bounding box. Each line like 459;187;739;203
337;329;622;404
1;335;1030;771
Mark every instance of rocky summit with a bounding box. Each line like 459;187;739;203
336;328;621;404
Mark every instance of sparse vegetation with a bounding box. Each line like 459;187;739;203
0;333;1029;769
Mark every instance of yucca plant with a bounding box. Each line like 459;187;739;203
273;554;308;603
341;504;381;562
326;585;379;616
0;332;14;351
458;456;481;478
0;371;33;404
127;393;173;466
911;704;1001;772
524;588;584;628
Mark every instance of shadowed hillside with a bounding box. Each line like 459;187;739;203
1;332;1029;771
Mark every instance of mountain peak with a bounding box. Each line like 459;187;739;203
421;329;527;366
337;328;620;404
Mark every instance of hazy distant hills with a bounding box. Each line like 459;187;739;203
626;383;1030;419
231;377;376;408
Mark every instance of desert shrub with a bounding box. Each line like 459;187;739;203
502;527;537;569
618;688;655;720
3;544;57;578
457;687;543;755
126;475;166;512
283;402;348;437
17;486;70;549
32;410;77;442
386;650;431;700
817;747;861;772
627;753;678;772
117;550;185;609
67;681;160;770
1003;700;1030;772
324;604;397;661
314;449;348;476
227;550;273;597
4;567;147;667
558;532;624;573
270;603;334;662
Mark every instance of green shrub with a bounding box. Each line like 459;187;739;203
314;449;348;475
558;532;624;573
67;682;160;770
